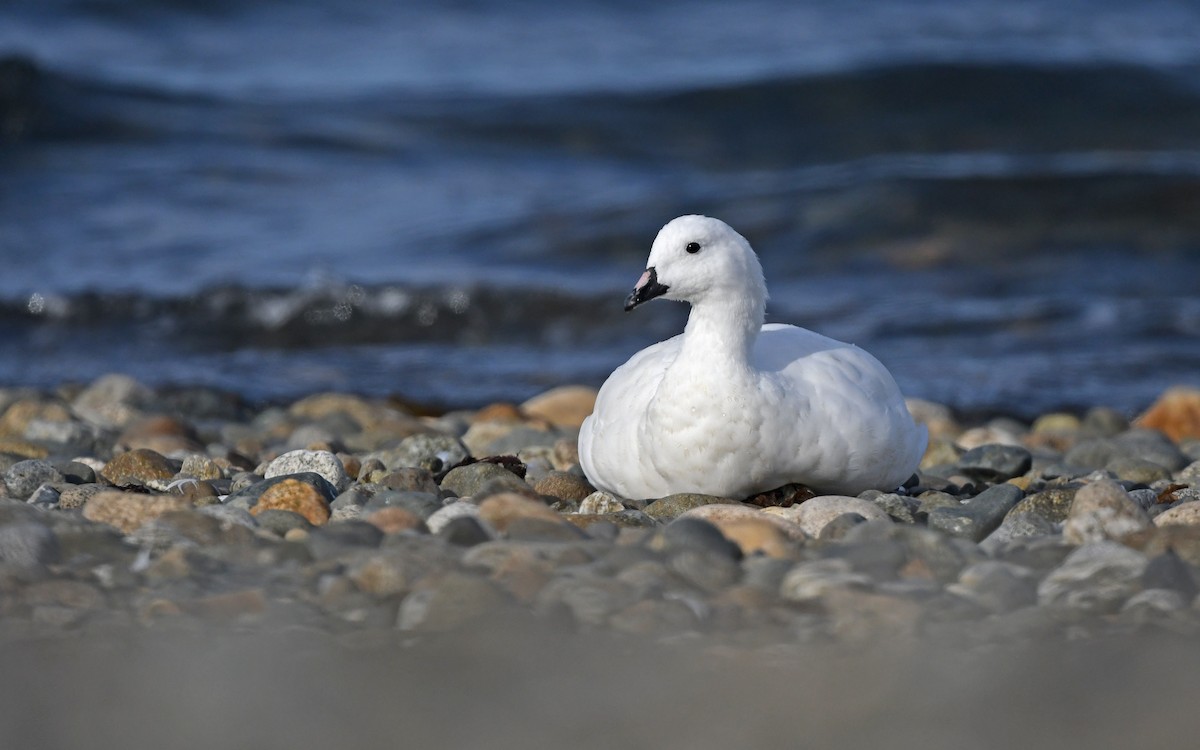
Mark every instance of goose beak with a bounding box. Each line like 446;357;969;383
624;267;669;311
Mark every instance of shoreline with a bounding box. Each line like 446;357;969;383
3;372;1200;743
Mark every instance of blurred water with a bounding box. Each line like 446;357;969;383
2;0;1200;414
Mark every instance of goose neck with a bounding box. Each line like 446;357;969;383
679;294;764;365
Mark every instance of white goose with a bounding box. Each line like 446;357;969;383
578;215;927;500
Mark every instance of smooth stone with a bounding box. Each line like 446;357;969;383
425;501;484;534
1106;457;1172;485
533;575;638;626
915;491;960;520
982;512;1058;551
4;459;65;500
178;454;224;481
1119;589;1188;624
643;493;738;521
308;521;385;560
1063;478;1152;544
868;492;918;524
395;433;472;473
1008;488;1077;524
0;521;60;567
82;491;191;534
196;504;259;530
224;472;336;512
769;495;889;537
661;517;742;561
567;510;657;530
668;548;742;592
364;507;428;535
1142;551;1199;599
363;491;441;520
1037;541;1149;613
250;478;332;526
264;449;351;493
956;444;1032;482
1114;430;1189;471
253;509;313;536
440;462;526;498
608;598;699;636
578;491;625;515
833;521;983;583
479;426;560;456
679;504;807;540
818;513;868;541
71;374;151;428
53;460;97;485
330;486;375;511
948;561;1038;613
532;471;594;503
503;516;588;542
520;385;597;428
1155;502;1200;527
1136;386;1200;442
477;492;563;533
436;516;493;547
26;484;61;507
397;573;510;631
927;484;1023;542
779;558;872;602
132;510;255;548
1177;459;1200;485
376;468;440;495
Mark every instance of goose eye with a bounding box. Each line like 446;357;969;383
685;242;701;254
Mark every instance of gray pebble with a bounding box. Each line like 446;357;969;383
4;460;65;501
867;493;917;524
662;518;742;561
264;449;351;492
196;504;259;530
957;444;1032;482
364;491;441;519
224;472;337;512
254;509;313;536
1037;541;1148;613
643;493;735;521
928;483;1023;542
440;462;525;498
1062;479;1150;545
398;572;510;631
391;434;470;473
26;484;61;507
950;561;1038;613
0;522;60;567
1141;551;1199;599
436;516;493;547
780;558;872;602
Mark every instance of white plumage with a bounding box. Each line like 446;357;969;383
578;215;927;500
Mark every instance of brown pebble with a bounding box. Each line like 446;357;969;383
520;386;597;428
117;415;203;454
100;448;177;489
251;478;331;526
473;402;524;423
83;491;191;533
477;492;564;533
1137;386;1200;442
0;438;49;459
365;507;428;535
533;471;595;502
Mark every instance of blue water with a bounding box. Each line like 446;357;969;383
3;0;1200;415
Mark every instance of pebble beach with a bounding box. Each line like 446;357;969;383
5;373;1200;748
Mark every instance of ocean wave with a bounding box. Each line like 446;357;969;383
7;53;1200;162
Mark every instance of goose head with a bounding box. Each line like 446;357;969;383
625;215;767;312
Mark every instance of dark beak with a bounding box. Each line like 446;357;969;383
624;267;669;311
